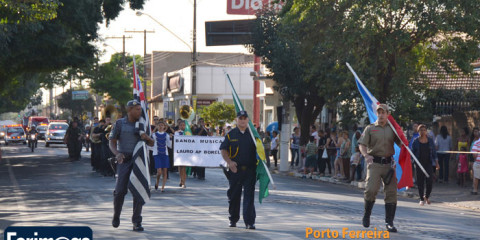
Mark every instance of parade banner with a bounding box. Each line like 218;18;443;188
173;135;227;167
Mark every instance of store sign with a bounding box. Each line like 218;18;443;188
197;99;216;106
227;0;282;15
72;90;89;100
167;74;183;93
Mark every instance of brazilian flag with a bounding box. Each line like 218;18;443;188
225;72;272;203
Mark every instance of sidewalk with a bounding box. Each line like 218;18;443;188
271;167;480;211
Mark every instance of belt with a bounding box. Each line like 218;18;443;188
373;156;393;164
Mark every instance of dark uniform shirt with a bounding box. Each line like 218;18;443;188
219;127;256;169
66;126;82;141
194;126;208;136
109;118;140;154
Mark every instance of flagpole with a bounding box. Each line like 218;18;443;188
134;55;151;187
386;120;429;178
224;70;276;188
346;62;429;177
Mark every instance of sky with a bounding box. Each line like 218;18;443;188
98;0;255;63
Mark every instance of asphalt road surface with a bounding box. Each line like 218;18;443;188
1;142;479;239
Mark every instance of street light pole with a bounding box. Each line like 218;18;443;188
192;0;197;96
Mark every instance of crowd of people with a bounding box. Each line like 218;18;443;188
255;119;480;202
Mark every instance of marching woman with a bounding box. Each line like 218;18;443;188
412;124;439;206
153;121;172;192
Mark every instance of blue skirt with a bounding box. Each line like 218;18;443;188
154;154;170;169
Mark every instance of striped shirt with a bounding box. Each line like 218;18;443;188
471;139;480;162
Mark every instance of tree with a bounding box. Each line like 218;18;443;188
57;89;95;119
250;6;346;144
87;53;143;109
0;0;147;113
199;102;236;128
288;0;480;126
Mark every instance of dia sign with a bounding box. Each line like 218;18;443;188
227;0;282;15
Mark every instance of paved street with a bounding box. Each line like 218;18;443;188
1;143;479;240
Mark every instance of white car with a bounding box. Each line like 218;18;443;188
4;125;27;145
45;122;69;147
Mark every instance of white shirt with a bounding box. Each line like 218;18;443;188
271;136;278;150
471;139;480;163
152;131;171;156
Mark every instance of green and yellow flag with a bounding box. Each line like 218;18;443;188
225;72;272;203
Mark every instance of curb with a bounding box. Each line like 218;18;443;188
271;170;480;211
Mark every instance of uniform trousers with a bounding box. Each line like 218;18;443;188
113;156;143;224
227;168;256;225
364;163;397;203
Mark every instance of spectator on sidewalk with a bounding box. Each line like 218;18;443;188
412;124;439;206
435;126;452;184
303;136;317;179
270;131;279;169
290;127;301;168
470;137;480;195
469;127;480;181
457;147;468;188
457;127;470;185
260;130;271;168
317;130;328;176
326;131;338;176
349;146;362;183
340;131;351;180
334;131;346;179
351;130;364;181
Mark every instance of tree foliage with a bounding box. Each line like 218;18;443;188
87;53;143;107
199;102;236;128
251;0;480;136
0;0;146;114
57;89;95;118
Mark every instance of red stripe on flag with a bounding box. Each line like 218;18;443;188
388;115;413;189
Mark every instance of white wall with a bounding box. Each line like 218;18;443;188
196;66;253;96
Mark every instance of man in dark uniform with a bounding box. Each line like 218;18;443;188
358;104;401;232
109;100;154;231
65;120;83;161
193;118;208;180
91;119;104;172
100;117;114;176
220;110;257;230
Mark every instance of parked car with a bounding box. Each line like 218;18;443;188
45;122;69;147
4;124;27;145
37;124;48;140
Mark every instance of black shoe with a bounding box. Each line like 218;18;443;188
385;203;397;232
245;224;256;230
363;200;375;228
133;223;144;232
112;217;120;228
386;223;397;232
229;222;236;227
155;184;158;190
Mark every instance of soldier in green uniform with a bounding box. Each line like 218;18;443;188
358;104;401;233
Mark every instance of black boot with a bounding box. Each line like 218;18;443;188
385;203;397;232
362;200;375;228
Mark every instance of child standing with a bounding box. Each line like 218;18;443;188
457;147;468;187
303;136;318;178
349;146;361;183
153;121;172;192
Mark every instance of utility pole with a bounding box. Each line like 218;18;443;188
105;35;132;72
192;0;197;97
124;29;155;96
